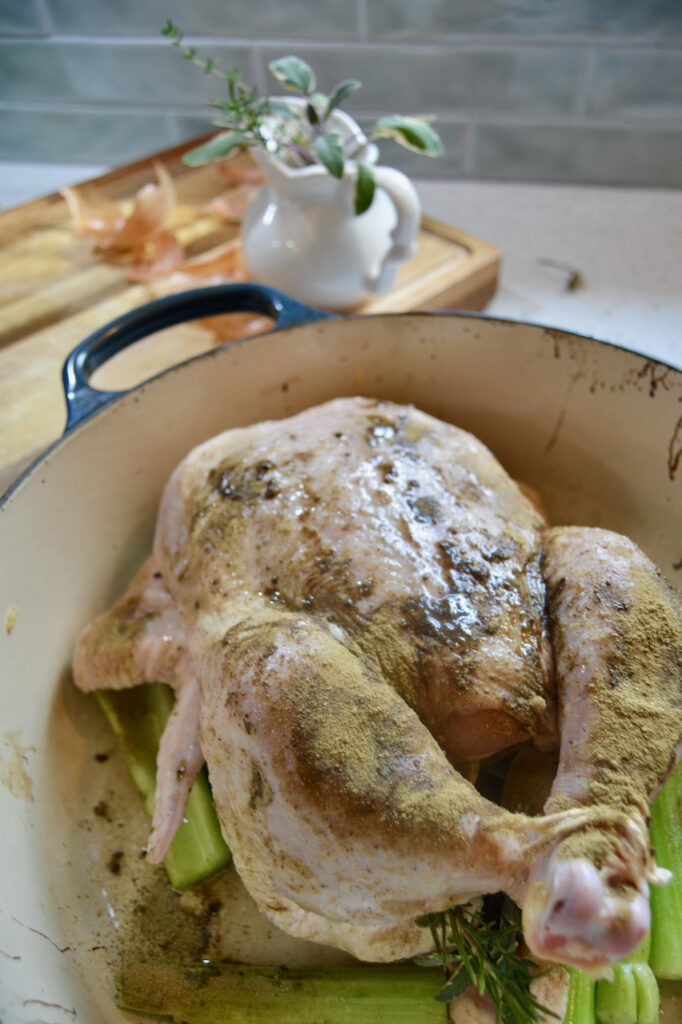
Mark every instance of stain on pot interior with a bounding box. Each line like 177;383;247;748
667;415;682;482
42;672;355;1009
0;729;35;802
636;360;676;399
5;603;18;633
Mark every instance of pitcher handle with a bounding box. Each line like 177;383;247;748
364;166;421;294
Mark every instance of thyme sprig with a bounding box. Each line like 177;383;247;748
162;21;296;163
414;898;559;1024
162;20;442;215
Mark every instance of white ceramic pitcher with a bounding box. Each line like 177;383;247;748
241;103;421;311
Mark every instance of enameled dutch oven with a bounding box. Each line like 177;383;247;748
1;284;680;1022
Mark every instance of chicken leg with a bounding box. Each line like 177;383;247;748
196;603;543;961
522;526;681;971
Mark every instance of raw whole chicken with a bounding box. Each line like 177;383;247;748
73;397;681;973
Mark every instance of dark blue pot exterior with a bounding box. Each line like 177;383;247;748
61;283;334;429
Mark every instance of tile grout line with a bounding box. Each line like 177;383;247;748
3;33;681;52
2;99;680;131
574;45;597;120
461;121;476;178
33;0;54;36
356;0;368;42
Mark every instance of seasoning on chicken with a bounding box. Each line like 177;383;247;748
73;397;682;972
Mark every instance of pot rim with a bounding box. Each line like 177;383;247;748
2;291;679;513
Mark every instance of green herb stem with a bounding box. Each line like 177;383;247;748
162;21;233;83
415;902;558;1023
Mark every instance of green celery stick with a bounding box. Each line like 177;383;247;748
630;964;659;1024
595;962;637;1024
595;936;659;1024
649;759;682;980
95;683;231;890
114;960;447;1023
563;968;595;1024
622;933;651;965
624;936;659;1023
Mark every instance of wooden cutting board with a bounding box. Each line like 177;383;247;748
0;139;500;492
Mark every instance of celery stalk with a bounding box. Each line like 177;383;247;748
623;933;651;965
563;968;595;1024
595;962;637;1024
595;936;659;1024
114;960;447;1023
95;684;231;890
630;964;659;1024
649;759;682;980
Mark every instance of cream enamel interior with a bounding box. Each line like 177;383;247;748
1;312;680;1022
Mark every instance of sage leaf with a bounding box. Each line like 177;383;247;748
183;131;249;166
354;160;375;215
265;98;297;119
269;55;316;95
251;97;273;118
313;132;344;178
372;115;443;155
324;79;362;120
310;91;329;114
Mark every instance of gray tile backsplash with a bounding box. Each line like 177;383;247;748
0;107;171;163
474;123;682;187
0;40;256;105
1;0;680;187
0;0;47;36
366;0;682;41
44;0;359;40
257;44;583;117
586;49;682;120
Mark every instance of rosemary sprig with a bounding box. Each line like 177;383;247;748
414;898;559;1024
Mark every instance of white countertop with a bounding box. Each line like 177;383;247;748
418;180;682;371
2;162;680;370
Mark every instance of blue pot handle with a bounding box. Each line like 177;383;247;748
62;283;334;430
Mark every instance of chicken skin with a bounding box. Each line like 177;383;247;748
73;397;681;972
